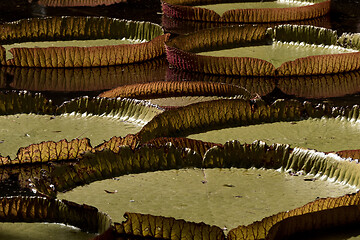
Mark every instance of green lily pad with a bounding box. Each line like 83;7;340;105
137;98;360;153
28;139;360;239
195;1;315;16
162;0;330;23
0;114;141;159
161;12;332;35
166;25;360;76
2;38;145;62
197;41;355;69
58;167;355;232
0;16;169;67
0;92;163;162
187;117;360;152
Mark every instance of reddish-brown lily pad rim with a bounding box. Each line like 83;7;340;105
161;0;331;23
165;25;360;76
0;16;169;67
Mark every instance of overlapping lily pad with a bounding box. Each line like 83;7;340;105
161;0;330;23
0;91;163;162
137;98;360;153
166;25;360;76
0;16;169;67
2;125;360;240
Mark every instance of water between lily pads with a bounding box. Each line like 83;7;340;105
195;0;314;16
197;42;357;68
2;38;146;61
58;168;356;234
0;114;142;159
187;117;360;152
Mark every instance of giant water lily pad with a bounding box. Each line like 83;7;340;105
0;114;142;159
3;137;360;240
99;81;250;108
188;117;360;152
35;140;360;239
161;11;332;35
137;98;360;153
0;92;163;161
162;0;330;23
58;167;354;232
166;25;360;76
0;16;169;67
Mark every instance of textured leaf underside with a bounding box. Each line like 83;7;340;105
99;81;250;99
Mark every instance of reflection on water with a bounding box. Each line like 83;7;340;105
278;71;360;99
166;68;276;97
167;68;360;99
0;57;167;92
